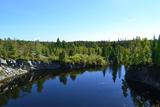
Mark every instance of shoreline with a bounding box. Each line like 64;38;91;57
1;57;160;92
0;58;107;82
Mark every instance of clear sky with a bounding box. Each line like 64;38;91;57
0;0;160;41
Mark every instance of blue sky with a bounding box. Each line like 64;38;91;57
0;0;160;41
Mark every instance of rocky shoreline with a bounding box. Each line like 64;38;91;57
1;57;160;92
0;58;104;82
0;58;62;82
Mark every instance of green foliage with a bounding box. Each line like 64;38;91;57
65;54;107;65
0;37;159;66
59;51;66;61
152;35;160;64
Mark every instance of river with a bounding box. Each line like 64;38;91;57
0;65;159;107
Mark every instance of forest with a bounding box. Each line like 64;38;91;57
0;36;160;66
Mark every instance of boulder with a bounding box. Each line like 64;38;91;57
0;58;7;65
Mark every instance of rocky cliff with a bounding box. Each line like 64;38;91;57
0;58;61;81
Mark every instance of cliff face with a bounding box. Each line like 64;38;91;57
0;58;61;70
0;57;103;82
0;58;61;81
125;65;160;91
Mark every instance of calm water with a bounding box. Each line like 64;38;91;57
0;65;159;107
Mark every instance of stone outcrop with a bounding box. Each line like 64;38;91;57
0;58;61;70
0;57;104;82
0;58;61;82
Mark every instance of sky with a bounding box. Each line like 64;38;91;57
0;0;160;41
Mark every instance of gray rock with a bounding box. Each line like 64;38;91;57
7;59;16;67
0;76;5;81
28;61;33;67
0;58;7;65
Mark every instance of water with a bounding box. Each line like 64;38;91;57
0;65;159;107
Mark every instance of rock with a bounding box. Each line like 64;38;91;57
0;58;7;65
0;58;63;82
0;76;5;81
7;59;16;68
28;61;33;67
16;59;25;68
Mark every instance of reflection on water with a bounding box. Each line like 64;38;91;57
123;80;160;107
0;65;159;107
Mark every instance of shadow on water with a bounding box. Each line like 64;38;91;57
0;65;160;107
122;69;160;107
122;80;160;107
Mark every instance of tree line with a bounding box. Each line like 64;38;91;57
0;36;160;66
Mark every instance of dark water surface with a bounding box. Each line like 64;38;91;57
0;65;160;107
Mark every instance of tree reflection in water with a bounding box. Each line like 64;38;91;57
122;76;160;107
0;66;159;107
